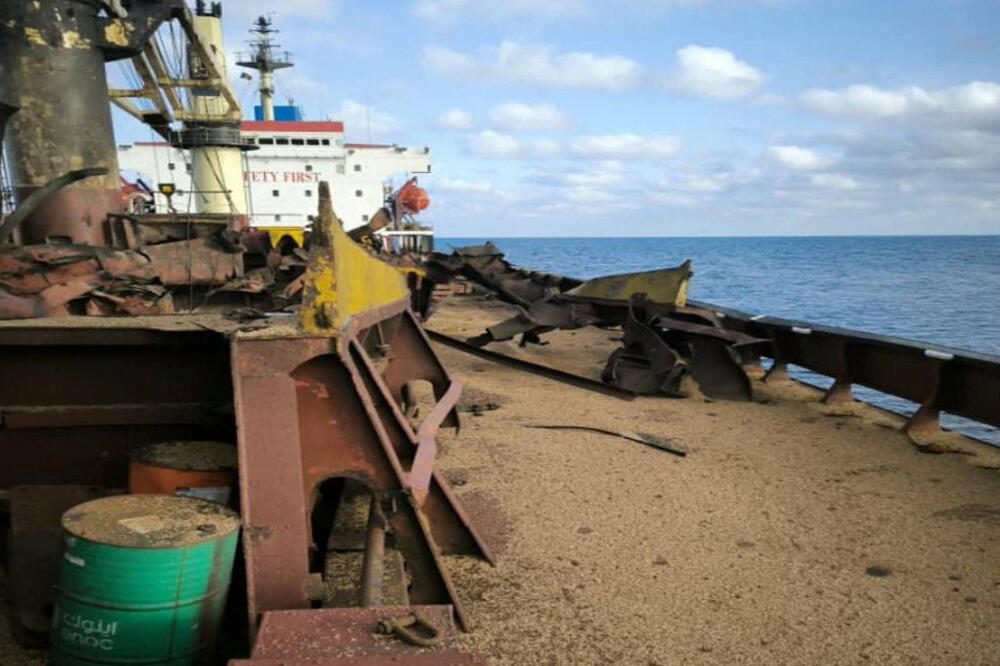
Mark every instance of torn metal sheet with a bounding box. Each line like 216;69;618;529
565;260;692;305
424;244;765;401
143;236;244;286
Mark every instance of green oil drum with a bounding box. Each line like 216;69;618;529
50;494;240;666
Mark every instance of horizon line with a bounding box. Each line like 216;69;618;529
435;233;1000;239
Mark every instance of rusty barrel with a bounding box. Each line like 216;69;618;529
50;495;240;665
128;441;237;505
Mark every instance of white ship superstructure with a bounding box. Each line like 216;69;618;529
118;125;430;230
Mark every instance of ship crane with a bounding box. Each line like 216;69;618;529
107;1;251;220
106;1;241;138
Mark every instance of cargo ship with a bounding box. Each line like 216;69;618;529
0;3;998;666
116;14;433;249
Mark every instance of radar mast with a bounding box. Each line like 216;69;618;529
236;16;294;122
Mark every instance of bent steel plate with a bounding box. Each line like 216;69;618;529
230;655;487;665
251;606;461;658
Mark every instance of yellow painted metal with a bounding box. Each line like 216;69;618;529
565;260;692;306
259;226;306;248
188;13;247;217
299;182;409;333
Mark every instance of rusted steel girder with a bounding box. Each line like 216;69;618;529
229;183;491;635
233;300;492;636
0;308;492;646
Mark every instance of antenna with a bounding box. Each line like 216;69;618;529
235;15;294;122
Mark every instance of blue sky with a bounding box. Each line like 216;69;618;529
115;0;1000;237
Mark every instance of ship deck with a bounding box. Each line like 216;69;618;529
3;294;999;665
430;294;1000;665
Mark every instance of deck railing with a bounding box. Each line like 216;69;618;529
690;299;1000;439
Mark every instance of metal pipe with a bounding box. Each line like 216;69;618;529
359;494;386;607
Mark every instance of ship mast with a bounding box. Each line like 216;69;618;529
236;16;294;122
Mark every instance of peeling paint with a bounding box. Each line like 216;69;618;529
23;26;46;46
61;30;91;49
103;21;129;47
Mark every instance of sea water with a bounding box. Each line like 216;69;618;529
439;236;1000;446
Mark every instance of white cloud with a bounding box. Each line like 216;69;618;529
648;191;702;207
432;177;493;193
560;161;626;187
563;187;623;205
413;0;465;22
466;130;519;157
423;42;641;90
800;81;1000;121
654;163;763;199
766;145;832;170
569;133;681;159
670;45;764;99
465;130;560;158
226;1;336;20
527;138;562;157
422;46;477;77
435;108;474;130
333;100;400;139
280;71;332;101
810;173;860;190
647;0;795;3
487;102;569;131
414;0;585;23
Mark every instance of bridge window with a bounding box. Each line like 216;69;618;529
276;138;289;145
321;139;330;145
291;138;304;146
259;138;274;145
306;139;319;146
